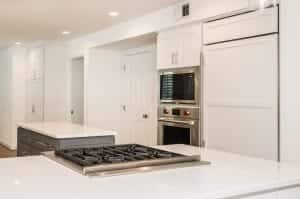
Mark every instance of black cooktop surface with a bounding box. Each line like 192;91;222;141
55;144;185;167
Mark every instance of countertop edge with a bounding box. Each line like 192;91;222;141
17;122;118;139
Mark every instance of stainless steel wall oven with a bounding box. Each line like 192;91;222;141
158;106;202;147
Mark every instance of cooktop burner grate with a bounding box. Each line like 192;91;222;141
55;144;185;167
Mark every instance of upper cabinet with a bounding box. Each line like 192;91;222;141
203;7;278;45
157;23;202;69
157;29;179;69
202;8;279;161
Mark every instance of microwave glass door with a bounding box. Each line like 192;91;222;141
160;73;195;101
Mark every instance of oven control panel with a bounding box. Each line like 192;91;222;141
159;106;199;120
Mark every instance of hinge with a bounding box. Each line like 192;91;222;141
122;105;127;112
123;65;127;72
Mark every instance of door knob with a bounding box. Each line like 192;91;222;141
70;110;74;115
142;114;149;119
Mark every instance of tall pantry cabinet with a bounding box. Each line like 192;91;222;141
0;46;44;149
26;47;45;122
203;7;279;160
0;47;27;149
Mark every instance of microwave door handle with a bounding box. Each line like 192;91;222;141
171;53;175;65
159;118;195;126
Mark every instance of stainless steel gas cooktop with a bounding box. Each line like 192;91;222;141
44;144;209;177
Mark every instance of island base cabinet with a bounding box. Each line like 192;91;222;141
17;128;115;156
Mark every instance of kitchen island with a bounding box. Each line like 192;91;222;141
17;122;117;156
1;144;300;198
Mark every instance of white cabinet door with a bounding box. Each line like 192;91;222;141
187;0;252;22
157;30;178;69
179;24;202;67
203;8;278;45
121;48;158;145
86;49;121;137
157;24;201;69
26;47;45;122
204;35;278;160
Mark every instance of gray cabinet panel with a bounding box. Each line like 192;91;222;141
17;129;32;144
17;128;115;157
30;132;58;149
17;143;32;157
59;136;114;149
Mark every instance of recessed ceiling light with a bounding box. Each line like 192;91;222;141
15;42;22;45
62;31;71;35
109;11;119;17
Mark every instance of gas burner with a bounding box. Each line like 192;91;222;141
46;144;208;177
153;151;174;158
104;155;125;163
55;144;185;167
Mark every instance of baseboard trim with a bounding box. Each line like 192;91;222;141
0;141;17;151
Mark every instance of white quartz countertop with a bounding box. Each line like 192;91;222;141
1;145;300;199
17;122;117;139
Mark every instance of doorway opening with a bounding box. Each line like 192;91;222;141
70;57;84;125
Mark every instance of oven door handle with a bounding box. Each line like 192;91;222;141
158;118;196;126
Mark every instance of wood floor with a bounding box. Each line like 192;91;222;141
0;145;16;158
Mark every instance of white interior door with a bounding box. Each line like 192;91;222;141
26;47;45;122
203;35;278;160
120;47;157;145
71;58;84;124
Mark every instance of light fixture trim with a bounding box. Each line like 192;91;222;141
61;31;71;35
109;11;120;17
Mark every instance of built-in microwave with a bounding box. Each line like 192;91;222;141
159;67;199;105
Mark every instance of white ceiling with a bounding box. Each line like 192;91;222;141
0;0;181;48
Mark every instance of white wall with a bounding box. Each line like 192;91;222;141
68;0;261;58
0;0;278;149
85;48;121;131
0;49;12;148
280;0;300;164
0;47;27;149
85;45;158;145
64;0;271;132
11;47;27;149
64;0;273;135
44;43;68;121
0;42;68;149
